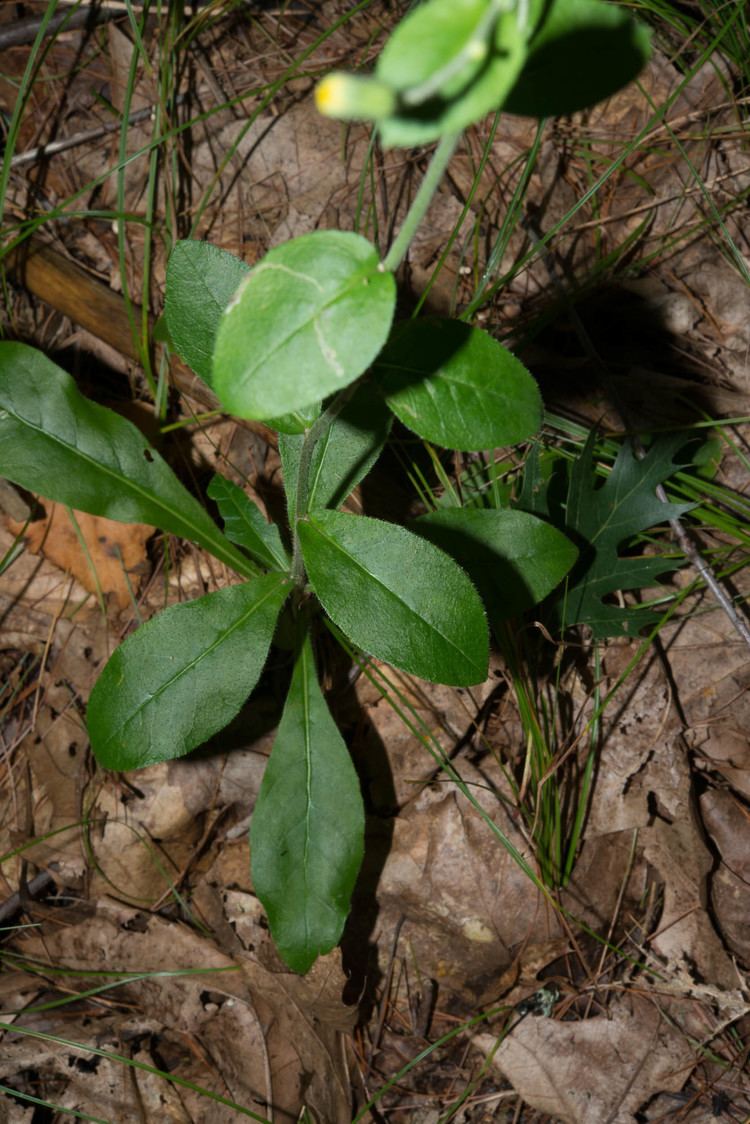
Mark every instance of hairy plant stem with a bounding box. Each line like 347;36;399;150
380;131;461;274
291;389;354;586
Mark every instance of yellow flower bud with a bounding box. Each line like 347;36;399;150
315;72;396;122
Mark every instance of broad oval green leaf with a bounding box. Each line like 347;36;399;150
207;474;289;571
279;382;391;518
0;342;253;577
415;507;578;622
251;632;364;974
299;510;488;686
88;574;291;769
375;0;527;147
376;318;542;451
212;231;396;420
504;0;651;117
165;240;250;386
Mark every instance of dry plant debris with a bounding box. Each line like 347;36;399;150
1;1;750;1120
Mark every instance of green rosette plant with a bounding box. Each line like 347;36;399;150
0;0;650;972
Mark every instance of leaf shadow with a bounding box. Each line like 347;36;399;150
324;642;397;1019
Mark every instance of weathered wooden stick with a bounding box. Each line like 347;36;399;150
7;237;277;446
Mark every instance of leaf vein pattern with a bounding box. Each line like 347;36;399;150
5;400;242;569
252;261;325;293
309;522;478;668
105;578;287;744
232;271;377;390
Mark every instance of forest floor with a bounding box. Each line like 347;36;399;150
1;2;750;1121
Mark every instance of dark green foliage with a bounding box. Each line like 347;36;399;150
250;633;364;974
415;507;578;625
208;474;289;571
88;576;291;769
299;510;490;686
505;0;652;117
518;434;693;637
376;318;542;451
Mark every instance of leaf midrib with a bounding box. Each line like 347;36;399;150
105;576;288;750
300;640;313;954
5;399;253;577
306;518;483;677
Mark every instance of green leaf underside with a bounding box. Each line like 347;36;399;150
378;0;493;93
207;474;289;571
505;0;652;117
542;434;693;637
280;382;392;518
213;231;396;420
0;343;251;576
88;574;290;770
299;510;488;686
165;241;250;386
416;508;577;622
377;319;542;451
251;632;364;974
376;0;527;147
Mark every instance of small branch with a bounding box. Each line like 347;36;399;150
11;98;185;169
381;131;461;274
0;4;121;51
659;489;750;649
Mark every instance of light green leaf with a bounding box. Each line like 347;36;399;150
88;574;291;769
375;0;527;147
280;382;391;518
376;318;542;451
504;0;651;117
299;510;488;686
212;231;396;420
0;342;253;576
251;632;364;974
207;474;289;571
165;240;250;386
415;508;577;622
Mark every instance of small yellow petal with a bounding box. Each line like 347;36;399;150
315;74;346;116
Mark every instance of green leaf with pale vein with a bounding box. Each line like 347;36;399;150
88;574;291;769
213;231;396;420
375;0;528;147
251;631;364;974
165;242;321;434
299;510;488;686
